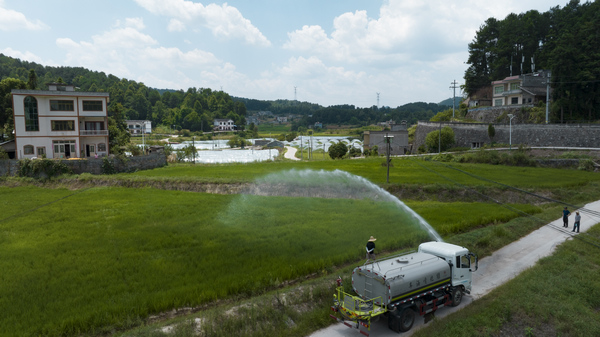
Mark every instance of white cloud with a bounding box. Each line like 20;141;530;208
167;19;186;32
0;1;49;31
134;0;271;47
0;47;43;63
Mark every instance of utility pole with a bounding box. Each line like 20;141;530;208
545;71;551;124
384;133;393;183
294;86;297;101
450;80;459;120
438;121;442;154
377;92;380;108
193;136;195;164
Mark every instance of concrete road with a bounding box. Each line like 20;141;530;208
284;146;300;160
310;200;600;337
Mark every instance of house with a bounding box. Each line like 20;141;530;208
314;122;323;129
214;118;235;131
246;115;260;125
465;86;493;108
363;130;409;155
492;70;550;107
276;116;288;123
11;83;110;159
126;120;152;134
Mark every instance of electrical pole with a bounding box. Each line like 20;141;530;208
294;86;297;101
377;92;380;108
450;80;459;120
545;71;551;124
384;133;393;183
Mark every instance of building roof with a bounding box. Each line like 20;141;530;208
11;89;109;97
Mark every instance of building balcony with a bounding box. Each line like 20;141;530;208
80;130;109;136
502;89;522;96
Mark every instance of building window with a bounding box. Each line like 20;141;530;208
511;97;519;105
51;120;75;131
24;145;34;155
50;100;74;111
85;121;104;130
37;147;45;156
495;99;503;106
24;96;39;131
97;143;107;152
510;82;519;90
494;86;503;94
82;100;103;111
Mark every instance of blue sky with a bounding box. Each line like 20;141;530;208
1;0;570;108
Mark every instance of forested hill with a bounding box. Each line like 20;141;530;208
0;54;246;135
1;53;447;135
465;0;600;122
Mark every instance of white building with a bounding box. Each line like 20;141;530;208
126;120;152;134
213;118;235;131
11;83;110;159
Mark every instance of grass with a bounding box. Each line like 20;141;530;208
119;205;597;337
0;179;549;336
110;157;600;189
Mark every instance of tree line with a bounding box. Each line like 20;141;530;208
464;0;600;122
0;54;246;142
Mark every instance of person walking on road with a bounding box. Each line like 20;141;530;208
562;207;571;228
573;212;581;233
366;236;377;262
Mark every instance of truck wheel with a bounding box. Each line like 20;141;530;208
388;307;415;332
450;288;463;307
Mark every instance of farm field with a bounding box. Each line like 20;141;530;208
122;157;600;188
1;179;540;335
2;157;599;336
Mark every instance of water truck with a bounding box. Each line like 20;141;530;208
330;241;478;335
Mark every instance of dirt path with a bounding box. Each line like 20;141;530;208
310;199;600;337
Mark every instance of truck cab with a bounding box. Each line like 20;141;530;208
418;241;478;293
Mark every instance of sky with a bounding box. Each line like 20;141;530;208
1;0;571;108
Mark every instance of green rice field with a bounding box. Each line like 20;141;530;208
124;157;600;188
1;181;540;336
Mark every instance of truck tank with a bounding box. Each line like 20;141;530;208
352;252;451;306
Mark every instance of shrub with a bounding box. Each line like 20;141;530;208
578;159;596;171
328;141;348;159
0;148;8;160
348;146;362;158
17;158;72;178
425;126;455;152
101;157;116;174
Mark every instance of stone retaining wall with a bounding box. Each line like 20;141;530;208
415;122;600;151
0;152;167;177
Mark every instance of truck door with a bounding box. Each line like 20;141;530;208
452;254;471;286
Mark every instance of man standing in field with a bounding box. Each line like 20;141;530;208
366;236;376;262
562;207;571;228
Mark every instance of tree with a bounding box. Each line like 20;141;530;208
108;103;131;154
425;126;455;152
488;124;496;144
328;141;348;159
27;69;37;90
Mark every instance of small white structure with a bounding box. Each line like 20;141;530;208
214;118;235;131
12;83;110;159
126;120;152;135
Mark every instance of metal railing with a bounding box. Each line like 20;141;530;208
80;130;109;136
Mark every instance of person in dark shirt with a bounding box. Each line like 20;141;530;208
366;236;377;262
562;207;571;228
